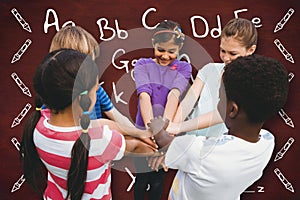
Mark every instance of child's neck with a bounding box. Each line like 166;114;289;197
49;106;80;127
228;123;263;143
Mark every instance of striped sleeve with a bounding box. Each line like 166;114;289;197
94;86;114;119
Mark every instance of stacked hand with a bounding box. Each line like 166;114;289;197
147;116;174;149
147;116;174;172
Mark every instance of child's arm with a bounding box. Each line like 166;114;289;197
105;107;135;127
91;118;157;148
167;109;223;135
163;89;180;121
173;77;204;123
139;92;154;128
124;135;157;156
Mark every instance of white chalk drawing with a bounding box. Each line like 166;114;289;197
274;39;294;63
43;8;76;33
11;174;26;193
142;7;159;30
278;109;294;128
130;69;135;81
11;8;32;33
288;72;294;82
244;186;265;193
11;137;21;151
274;137;294;162
96;18;128;41
11;39;32;64
11;72;32;97
274;8;295;33
112;49;130;73
274;168;294;193
11;103;32;128
112;82;128;104
125;167;136;192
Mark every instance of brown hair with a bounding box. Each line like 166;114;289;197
49;25;99;60
221;18;257;49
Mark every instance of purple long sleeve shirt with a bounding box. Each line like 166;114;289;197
134;58;192;129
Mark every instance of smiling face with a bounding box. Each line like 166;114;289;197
153;38;181;66
220;36;256;65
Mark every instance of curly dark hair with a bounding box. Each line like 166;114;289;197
222;54;289;123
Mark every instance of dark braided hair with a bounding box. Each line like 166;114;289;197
20;49;99;199
152;20;185;46
222;54;289;123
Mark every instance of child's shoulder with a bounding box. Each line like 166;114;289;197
174;59;191;67
201;62;224;70
173;59;192;73
259;129;274;141
136;58;154;65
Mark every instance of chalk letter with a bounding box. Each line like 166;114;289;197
96;18;116;41
62;20;75;27
44;8;60;33
257;186;264;193
190;16;209;38
115;20;128;39
112;82;128;104
210;15;222;38
142;7;159;30
252;17;262;28
234;8;248;18
112;49;129;73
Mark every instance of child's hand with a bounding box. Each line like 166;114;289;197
166;122;181;136
147;116;169;136
147;153;167;172
138;134;158;149
147;116;173;148
124;136;157;157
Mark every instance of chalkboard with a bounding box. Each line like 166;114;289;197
0;0;299;199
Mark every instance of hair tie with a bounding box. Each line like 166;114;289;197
82;111;90;115
36;107;42;111
80;90;88;96
82;129;88;133
153;30;175;37
153;27;185;41
174;27;185;40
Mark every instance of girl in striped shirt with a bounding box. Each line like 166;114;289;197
20;49;156;200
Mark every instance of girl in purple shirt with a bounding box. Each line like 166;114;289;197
134;20;192;200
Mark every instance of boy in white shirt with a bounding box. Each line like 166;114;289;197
149;55;289;200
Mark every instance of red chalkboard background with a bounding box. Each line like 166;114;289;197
0;0;299;199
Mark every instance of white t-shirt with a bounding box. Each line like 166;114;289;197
165;129;275;200
187;63;228;136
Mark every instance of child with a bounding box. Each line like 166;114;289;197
162;55;289;200
20;49;157;200
50;25;136;127
134;20;192;200
168;18;257;136
49;25;155;145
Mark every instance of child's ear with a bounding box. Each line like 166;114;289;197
228;101;239;119
246;45;256;56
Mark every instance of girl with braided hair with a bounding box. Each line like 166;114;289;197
20;49;156;200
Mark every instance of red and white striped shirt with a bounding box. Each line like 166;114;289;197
34;109;125;200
